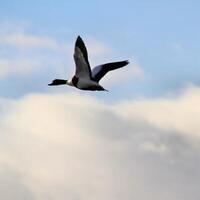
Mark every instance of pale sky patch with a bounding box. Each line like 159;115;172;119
101;60;144;86
86;36;111;57
0;58;41;78
169;41;184;53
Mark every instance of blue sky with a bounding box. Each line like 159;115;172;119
1;1;200;200
0;0;200;99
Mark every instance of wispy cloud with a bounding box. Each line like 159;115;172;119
0;58;42;78
0;25;67;79
0;23;64;52
86;36;111;56
0;32;62;51
0;25;144;88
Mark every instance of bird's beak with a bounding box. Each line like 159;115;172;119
48;82;53;86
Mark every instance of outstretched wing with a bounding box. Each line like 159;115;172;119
92;60;129;82
73;36;92;80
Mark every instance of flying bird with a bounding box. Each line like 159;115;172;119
48;36;129;91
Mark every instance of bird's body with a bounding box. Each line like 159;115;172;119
68;76;104;91
49;36;129;91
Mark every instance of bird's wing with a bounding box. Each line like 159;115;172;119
92;60;129;82
73;36;92;80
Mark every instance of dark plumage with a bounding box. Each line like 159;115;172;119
92;60;129;82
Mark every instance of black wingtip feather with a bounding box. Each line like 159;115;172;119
123;60;129;65
77;35;82;41
75;36;83;46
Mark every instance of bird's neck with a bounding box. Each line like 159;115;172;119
66;79;74;87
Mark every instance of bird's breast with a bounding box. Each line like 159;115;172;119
77;78;98;89
71;76;79;87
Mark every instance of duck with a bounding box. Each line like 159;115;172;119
48;36;129;91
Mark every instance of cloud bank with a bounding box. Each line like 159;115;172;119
0;86;200;200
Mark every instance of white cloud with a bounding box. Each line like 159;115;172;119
139;141;170;155
0;28;64;51
117;86;200;139
0;86;200;199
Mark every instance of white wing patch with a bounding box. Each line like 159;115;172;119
92;65;103;78
74;47;91;80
